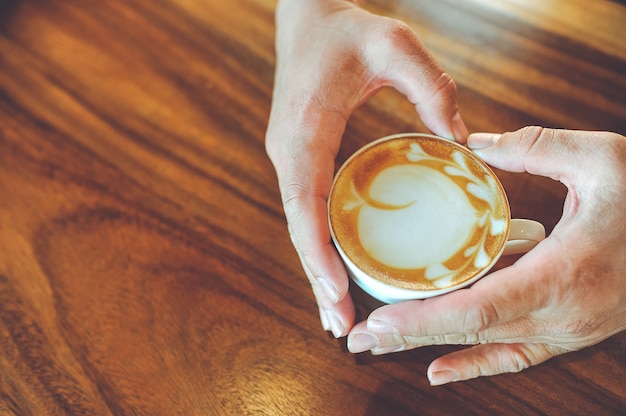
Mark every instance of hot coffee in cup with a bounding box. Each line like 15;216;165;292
328;133;545;304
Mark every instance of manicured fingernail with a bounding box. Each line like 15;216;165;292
317;278;339;304
468;132;501;150
319;307;330;332
348;332;379;353
429;369;459;386
451;111;469;142
371;345;406;355
367;319;398;334
322;309;345;338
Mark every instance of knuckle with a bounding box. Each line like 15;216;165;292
265;132;281;165
516;126;546;153
281;182;310;218
503;346;533;373
432;334;453;345
386;20;418;47
515;126;556;173
430;72;458;102
600;132;626;171
366;19;423;70
443;333;481;345
467;345;536;380
463;302;500;334
567;320;594;337
265;124;296;174
373;18;416;48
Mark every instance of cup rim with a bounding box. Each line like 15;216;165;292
328;133;511;301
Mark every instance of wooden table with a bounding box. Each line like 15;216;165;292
1;0;625;414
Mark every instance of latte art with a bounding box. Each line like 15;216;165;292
329;135;510;292
358;164;478;269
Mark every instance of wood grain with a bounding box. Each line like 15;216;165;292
1;0;625;414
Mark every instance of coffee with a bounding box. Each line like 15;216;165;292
329;134;510;293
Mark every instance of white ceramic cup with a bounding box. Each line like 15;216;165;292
328;133;545;304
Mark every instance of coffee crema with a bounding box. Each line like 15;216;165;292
329;135;510;292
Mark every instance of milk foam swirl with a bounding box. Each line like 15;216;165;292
336;139;507;290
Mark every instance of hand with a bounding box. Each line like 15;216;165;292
265;0;468;337
347;126;626;384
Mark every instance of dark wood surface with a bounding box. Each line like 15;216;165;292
1;0;625;414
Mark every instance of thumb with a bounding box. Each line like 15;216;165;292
467;126;612;183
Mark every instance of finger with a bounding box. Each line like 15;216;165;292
467;127;622;181
363;18;468;142
285;183;348;307
467;127;626;230
427;342;566;385
281;153;356;337
348;319;412;354
266;111;355;337
353;238;565;345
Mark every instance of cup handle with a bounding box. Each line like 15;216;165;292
503;219;546;255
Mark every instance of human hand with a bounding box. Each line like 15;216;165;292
265;0;468;337
265;0;469;338
347;126;626;384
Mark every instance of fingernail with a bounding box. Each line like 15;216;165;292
322;309;345;338
319;307;330;332
451;111;469;142
367;319;398;335
429;369;459;386
468;132;501;150
317;278;340;304
348;332;379;353
371;345;406;355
